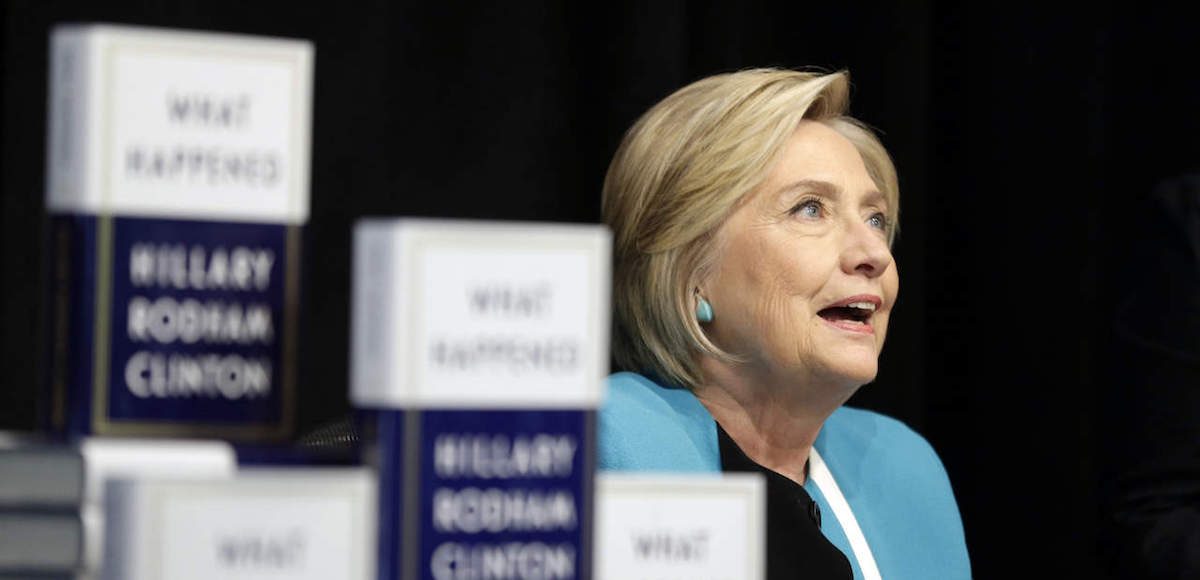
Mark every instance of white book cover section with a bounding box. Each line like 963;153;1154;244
351;218;611;409
594;473;766;580
46;23;311;223
81;438;237;575
101;467;375;580
80;437;237;505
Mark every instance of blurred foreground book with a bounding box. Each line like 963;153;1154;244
42;24;313;440
593;473;765;579
0;432;235;578
101;468;374;580
351;219;610;579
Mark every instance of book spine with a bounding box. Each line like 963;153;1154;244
42;27;95;437
42;215;99;436
365;411;404;580
99;480;140;580
44;25;90;214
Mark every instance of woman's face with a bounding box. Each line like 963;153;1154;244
702;120;899;388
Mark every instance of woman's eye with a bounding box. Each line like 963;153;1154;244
792;200;823;219
867;212;888;230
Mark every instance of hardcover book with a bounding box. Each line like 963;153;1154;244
0;433;84;509
101;468;375;580
351;219;610;580
0;512;83;573
593;473;765;580
0;435;236;578
43;24;313;440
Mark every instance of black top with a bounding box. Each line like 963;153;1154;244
717;422;853;580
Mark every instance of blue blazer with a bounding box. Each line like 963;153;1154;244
599;372;972;580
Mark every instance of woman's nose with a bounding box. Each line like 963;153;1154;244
840;220;893;278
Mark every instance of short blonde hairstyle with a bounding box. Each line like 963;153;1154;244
603;68;899;390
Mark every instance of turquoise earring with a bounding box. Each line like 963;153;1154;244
695;297;714;323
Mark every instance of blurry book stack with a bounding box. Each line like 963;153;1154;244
350;219;611;579
43;23;312;441
1;432;86;579
8;22;380;580
0;433;236;579
344;221;764;579
11;17;767;580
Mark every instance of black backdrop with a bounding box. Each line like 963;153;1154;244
4;2;1199;578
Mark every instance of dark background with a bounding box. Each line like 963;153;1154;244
4;2;1198;578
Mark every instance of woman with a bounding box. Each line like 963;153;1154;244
599;68;970;579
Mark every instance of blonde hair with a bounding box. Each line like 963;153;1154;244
602;68;899;389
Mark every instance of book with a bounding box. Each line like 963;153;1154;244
0;435;236;578
0;512;83;573
1;435;236;510
101;468;375;580
0;433;84;509
593;473;766;580
43;23;313;440
350;219;610;580
80;438;237;578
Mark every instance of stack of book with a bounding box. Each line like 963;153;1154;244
347;220;768;579
43;23;312;442
1;432;84;578
1;433;236;579
23;19;766;580
350;219;611;578
26;22;380;580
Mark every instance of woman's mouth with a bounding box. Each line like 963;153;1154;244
817;301;876;334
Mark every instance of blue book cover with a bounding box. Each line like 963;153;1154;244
366;409;594;580
43;25;312;440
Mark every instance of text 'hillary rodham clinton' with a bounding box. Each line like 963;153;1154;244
122;243;277;400
429;433;581;580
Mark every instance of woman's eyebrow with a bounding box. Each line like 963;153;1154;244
862;188;887;210
776;179;888;212
777;178;839;198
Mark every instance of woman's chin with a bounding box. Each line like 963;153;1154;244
838;368;878;389
811;348;878;389
812;355;880;390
